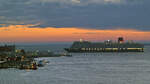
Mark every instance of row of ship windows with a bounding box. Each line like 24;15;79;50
81;48;143;51
81;48;117;51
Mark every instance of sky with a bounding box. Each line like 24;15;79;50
0;0;150;42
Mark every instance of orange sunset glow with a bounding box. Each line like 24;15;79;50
0;24;150;42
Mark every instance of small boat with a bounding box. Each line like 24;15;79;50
61;53;72;57
19;62;37;70
37;59;49;67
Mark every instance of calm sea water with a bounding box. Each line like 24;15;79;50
0;44;150;84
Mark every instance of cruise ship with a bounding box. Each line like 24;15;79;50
64;37;144;52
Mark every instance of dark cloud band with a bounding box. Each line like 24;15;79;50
0;0;150;30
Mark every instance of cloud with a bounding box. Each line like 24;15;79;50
0;0;149;31
32;0;143;5
38;0;147;5
0;24;150;42
72;0;80;4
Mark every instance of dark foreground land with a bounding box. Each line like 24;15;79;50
0;45;71;70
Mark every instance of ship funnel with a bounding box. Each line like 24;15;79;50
118;37;124;43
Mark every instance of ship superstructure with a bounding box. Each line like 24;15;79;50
65;37;144;52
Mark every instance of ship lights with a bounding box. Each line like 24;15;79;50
80;39;83;42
